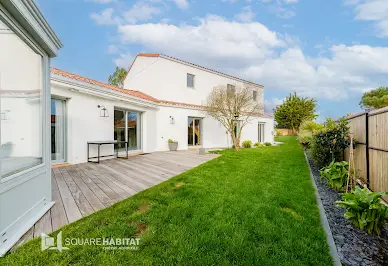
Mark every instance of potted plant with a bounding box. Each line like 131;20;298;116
168;139;178;151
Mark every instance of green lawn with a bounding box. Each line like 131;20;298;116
1;136;333;265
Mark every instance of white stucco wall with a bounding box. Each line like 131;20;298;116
124;56;264;108
51;82;158;164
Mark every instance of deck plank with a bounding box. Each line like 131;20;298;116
33;210;52;238
59;167;94;218
51;174;69;231
52;168;82;223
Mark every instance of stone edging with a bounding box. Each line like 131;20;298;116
304;151;342;266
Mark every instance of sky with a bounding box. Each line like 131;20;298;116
36;0;388;121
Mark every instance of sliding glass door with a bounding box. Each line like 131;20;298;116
188;117;202;146
114;109;141;152
51;99;66;163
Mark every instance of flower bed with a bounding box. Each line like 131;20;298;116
306;155;388;266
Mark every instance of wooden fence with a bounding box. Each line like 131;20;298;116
276;128;297;136
344;106;388;199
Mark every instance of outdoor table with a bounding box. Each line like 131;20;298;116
87;141;128;163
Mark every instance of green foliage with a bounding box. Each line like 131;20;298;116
336;187;388;235
298;120;323;147
242;140;252;148
168;139;177;143
108;67;128;88
309;118;350;167
264;142;272;146
320;161;349;191
360;87;388;109
253;142;263;147
274;92;317;131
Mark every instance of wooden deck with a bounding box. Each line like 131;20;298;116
12;150;218;250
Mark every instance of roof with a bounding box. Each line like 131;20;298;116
51;68;159;103
50;68;272;118
132;53;264;88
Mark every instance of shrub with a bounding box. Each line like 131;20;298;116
168;139;177;143
242;140;252;148
320;161;349;191
264;142;272;146
253;142;263;148
309;118;350;167
298;120;323;148
336;187;388;235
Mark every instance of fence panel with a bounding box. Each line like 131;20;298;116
345;108;388;200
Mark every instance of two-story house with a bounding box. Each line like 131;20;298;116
46;53;273;165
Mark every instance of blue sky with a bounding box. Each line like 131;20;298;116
36;0;388;121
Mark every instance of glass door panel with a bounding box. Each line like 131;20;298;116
127;111;138;150
188;118;194;146
194;119;201;145
51;99;65;162
114;110;126;152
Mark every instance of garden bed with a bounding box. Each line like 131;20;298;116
306;155;388;266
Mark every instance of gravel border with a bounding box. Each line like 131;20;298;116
305;152;388;266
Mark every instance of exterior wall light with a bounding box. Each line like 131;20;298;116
98;105;109;117
169;116;175;124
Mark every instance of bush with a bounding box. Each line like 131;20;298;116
253;142;263;148
264;142;272;146
242;140;252;148
336;187;388;235
309;118;350;167
320;161;349;191
298;120;323;148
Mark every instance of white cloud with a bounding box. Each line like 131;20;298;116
348;0;388;37
114;53;135;68
235;6;255;22
90;8;119;25
264;98;283;113
113;15;388;100
283;0;298;3
168;0;189;9
124;3;161;24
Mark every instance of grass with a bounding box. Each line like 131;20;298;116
1;136;333;265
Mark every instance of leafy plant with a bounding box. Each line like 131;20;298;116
298;120;323;148
360;87;388;109
320;161;349;191
168;139;177;143
336;187;388;235
253;142;263;148
108;67;128;88
242;140;252;148
309;117;350;167
274;92;317;132
264;142;272;146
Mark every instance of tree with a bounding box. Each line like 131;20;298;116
203;84;263;151
359;87;388;109
274;92;317;132
108;67;128;88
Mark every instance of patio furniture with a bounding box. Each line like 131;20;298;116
87;141;128;163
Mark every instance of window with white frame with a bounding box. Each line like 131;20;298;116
187;73;195;88
0;19;43;179
227;84;236;95
253;90;258;101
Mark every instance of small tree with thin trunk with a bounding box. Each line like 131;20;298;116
203;84;264;151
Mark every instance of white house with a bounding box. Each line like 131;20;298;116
48;54;273;165
0;0;62;256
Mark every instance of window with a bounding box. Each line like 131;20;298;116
253;90;258;101
227;84;236;95
187;73;195;88
0;19;43;179
258;123;265;143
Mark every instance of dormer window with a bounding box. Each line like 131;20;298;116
187;73;195;88
227;84;236;95
253;90;258;101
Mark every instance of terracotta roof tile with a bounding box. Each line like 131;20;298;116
50;68;272;118
51;68;160;103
